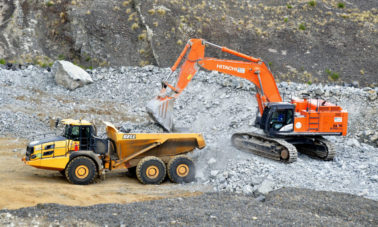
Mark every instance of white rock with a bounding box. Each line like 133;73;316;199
257;179;275;194
346;138;360;147
242;184;253;194
210;170;219;177
207;157;216;165
52;60;93;90
268;48;278;53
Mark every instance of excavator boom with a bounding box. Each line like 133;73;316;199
147;38;282;131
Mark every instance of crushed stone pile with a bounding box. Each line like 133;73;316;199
0;65;377;200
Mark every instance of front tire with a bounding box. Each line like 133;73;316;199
167;155;195;183
136;156;166;184
65;156;97;185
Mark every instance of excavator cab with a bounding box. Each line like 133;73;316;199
259;103;295;136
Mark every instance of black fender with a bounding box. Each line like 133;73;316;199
68;150;103;172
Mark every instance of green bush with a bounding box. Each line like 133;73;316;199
284;18;288;22
308;1;316;6
46;1;54;7
287;4;292;9
0;59;5;65
299;23;306;30
326;69;340;81
337;2;345;8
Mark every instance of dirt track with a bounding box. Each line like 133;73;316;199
0;138;205;210
1;138;377;226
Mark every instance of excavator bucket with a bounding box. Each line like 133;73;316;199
147;97;175;132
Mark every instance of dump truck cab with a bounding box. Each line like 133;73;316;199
61;119;108;154
63;120;94;150
23;119;104;172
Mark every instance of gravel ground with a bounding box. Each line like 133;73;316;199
0;65;377;199
0;65;377;224
0;188;377;226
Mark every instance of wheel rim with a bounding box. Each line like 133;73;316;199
75;165;89;179
146;166;159;179
176;164;189;177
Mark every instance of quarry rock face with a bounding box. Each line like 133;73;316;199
0;0;377;86
52;60;93;90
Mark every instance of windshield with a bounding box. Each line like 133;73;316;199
63;125;92;140
63;125;80;139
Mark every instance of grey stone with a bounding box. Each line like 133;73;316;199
314;88;324;96
52;61;93;90
257;179;275;195
207;158;216;165
242;185;253;194
352;81;360;88
368;91;377;101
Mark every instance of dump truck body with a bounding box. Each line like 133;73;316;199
105;122;205;169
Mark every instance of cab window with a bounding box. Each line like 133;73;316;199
270;109;293;131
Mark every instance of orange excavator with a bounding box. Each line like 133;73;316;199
147;39;348;163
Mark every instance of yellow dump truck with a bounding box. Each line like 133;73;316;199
22;119;206;185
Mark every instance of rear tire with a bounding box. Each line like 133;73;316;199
136;156;166;184
65;156;96;185
167;155;195;183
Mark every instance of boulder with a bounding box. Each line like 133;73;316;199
52;61;93;90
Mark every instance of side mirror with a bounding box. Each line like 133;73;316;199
55;118;60;128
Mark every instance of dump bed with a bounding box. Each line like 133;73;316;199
105;122;205;167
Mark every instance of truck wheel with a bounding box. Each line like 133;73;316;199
65;156;96;185
167;155;195;183
136;156;166;184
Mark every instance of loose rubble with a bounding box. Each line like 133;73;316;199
0;65;377;200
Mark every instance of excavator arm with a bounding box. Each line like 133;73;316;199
147;38;282;131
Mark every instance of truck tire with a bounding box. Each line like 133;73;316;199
136;156;166;184
167;155;195;183
65;156;96;185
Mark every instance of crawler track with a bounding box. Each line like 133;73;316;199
231;132;298;163
294;137;336;161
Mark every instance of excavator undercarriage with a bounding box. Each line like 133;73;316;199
232;132;335;163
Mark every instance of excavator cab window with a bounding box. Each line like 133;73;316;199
269;109;293;131
261;104;295;135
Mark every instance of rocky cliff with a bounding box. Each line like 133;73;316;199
0;0;377;86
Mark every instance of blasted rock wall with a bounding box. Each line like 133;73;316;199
0;0;377;86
